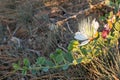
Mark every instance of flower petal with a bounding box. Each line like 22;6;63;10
73;59;78;65
74;32;88;41
80;40;90;46
92;18;99;32
102;30;109;39
93;32;99;38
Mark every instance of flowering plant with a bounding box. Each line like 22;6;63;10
102;12;116;39
12;5;120;75
71;11;120;65
74;18;99;46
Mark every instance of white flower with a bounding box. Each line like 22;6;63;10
74;32;88;41
92;18;99;33
74;18;99;46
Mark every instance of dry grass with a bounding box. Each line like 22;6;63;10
0;0;120;80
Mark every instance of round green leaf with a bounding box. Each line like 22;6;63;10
62;64;69;70
42;66;49;72
36;57;46;65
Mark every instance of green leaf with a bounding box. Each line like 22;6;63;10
56;49;63;54
115;21;120;31
67;43;73;51
55;54;64;64
63;52;73;63
31;65;37;75
50;53;58;60
50;53;54;59
42;66;49;72
62;64;69;70
80;48;87;55
108;11;113;18
36;57;46;65
76;58;83;64
22;69;27;75
45;60;54;67
22;66;28;75
72;40;79;45
50;53;58;65
67;40;79;51
93;49;98;56
12;63;20;70
31;70;37;75
23;58;30;67
99;16;106;21
50;52;64;64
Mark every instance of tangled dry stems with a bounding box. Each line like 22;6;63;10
0;0;119;80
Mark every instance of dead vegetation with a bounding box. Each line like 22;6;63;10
0;0;120;80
